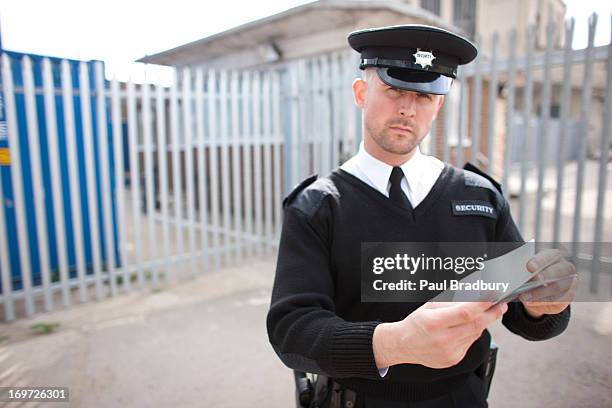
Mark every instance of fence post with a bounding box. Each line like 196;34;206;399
591;15;612;293
485;32;499;175
155;79;171;280
502;30;517;197
518;26;535;232
95;61;118;296
23;56;53;312
534;22;556;245
230;70;244;262
572;13;598;257
182;68;197;276
127;78;145;287
195;68;210;271
552;19;575;243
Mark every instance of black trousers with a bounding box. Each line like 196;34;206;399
349;374;489;408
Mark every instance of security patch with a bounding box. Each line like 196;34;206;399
451;200;497;219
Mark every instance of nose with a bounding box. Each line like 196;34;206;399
398;93;417;118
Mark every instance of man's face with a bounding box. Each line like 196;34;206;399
353;69;445;156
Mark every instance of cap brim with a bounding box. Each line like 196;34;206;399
377;67;452;95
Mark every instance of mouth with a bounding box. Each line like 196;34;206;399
389;126;413;134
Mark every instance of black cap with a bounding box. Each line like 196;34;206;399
348;24;477;95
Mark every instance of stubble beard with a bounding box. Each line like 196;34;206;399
366;120;426;156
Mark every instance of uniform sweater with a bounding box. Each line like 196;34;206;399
266;164;570;401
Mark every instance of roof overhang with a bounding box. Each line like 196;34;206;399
137;0;460;66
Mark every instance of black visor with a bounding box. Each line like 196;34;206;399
376;67;453;95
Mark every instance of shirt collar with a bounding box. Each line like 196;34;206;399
355;141;425;195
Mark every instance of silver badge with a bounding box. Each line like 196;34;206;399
413;49;436;69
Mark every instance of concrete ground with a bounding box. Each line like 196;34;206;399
0;255;611;408
1;159;610;407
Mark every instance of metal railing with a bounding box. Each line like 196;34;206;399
0;15;610;321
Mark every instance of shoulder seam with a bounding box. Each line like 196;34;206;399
286;175;338;219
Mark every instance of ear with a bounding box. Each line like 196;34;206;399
352;78;367;108
432;95;445;120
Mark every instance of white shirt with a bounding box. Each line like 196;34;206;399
340;141;444;208
339;141;444;377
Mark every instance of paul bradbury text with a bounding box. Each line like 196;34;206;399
372;279;510;293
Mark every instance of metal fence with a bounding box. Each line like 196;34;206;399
0;15;610;321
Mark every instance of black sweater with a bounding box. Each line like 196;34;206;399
266;164;570;401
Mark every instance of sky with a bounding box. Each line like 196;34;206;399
0;0;609;83
0;0;317;82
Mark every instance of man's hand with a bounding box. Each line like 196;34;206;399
520;249;577;319
373;301;507;369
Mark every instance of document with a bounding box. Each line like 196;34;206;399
431;240;538;303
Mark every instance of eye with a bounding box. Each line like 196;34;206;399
386;87;402;97
417;92;433;100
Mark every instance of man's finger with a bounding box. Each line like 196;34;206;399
427;301;495;326
521;277;577;303
527;249;566;273
423;302;456;310
535;260;577;282
448;302;508;338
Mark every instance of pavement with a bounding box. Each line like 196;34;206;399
1;159;611;407
0;255;611;408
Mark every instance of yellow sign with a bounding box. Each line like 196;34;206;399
0;148;9;166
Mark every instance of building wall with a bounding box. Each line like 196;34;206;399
477;0;566;58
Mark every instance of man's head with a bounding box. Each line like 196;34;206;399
353;67;444;159
348;25;477;164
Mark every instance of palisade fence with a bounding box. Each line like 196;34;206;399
0;16;610;321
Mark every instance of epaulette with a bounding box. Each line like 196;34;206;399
463;162;503;195
282;174;318;208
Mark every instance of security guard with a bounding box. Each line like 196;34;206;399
267;25;576;408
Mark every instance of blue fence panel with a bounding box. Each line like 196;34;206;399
0;50;121;294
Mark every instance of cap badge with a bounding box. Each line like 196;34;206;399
413;49;436;69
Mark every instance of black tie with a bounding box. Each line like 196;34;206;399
389;166;412;210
